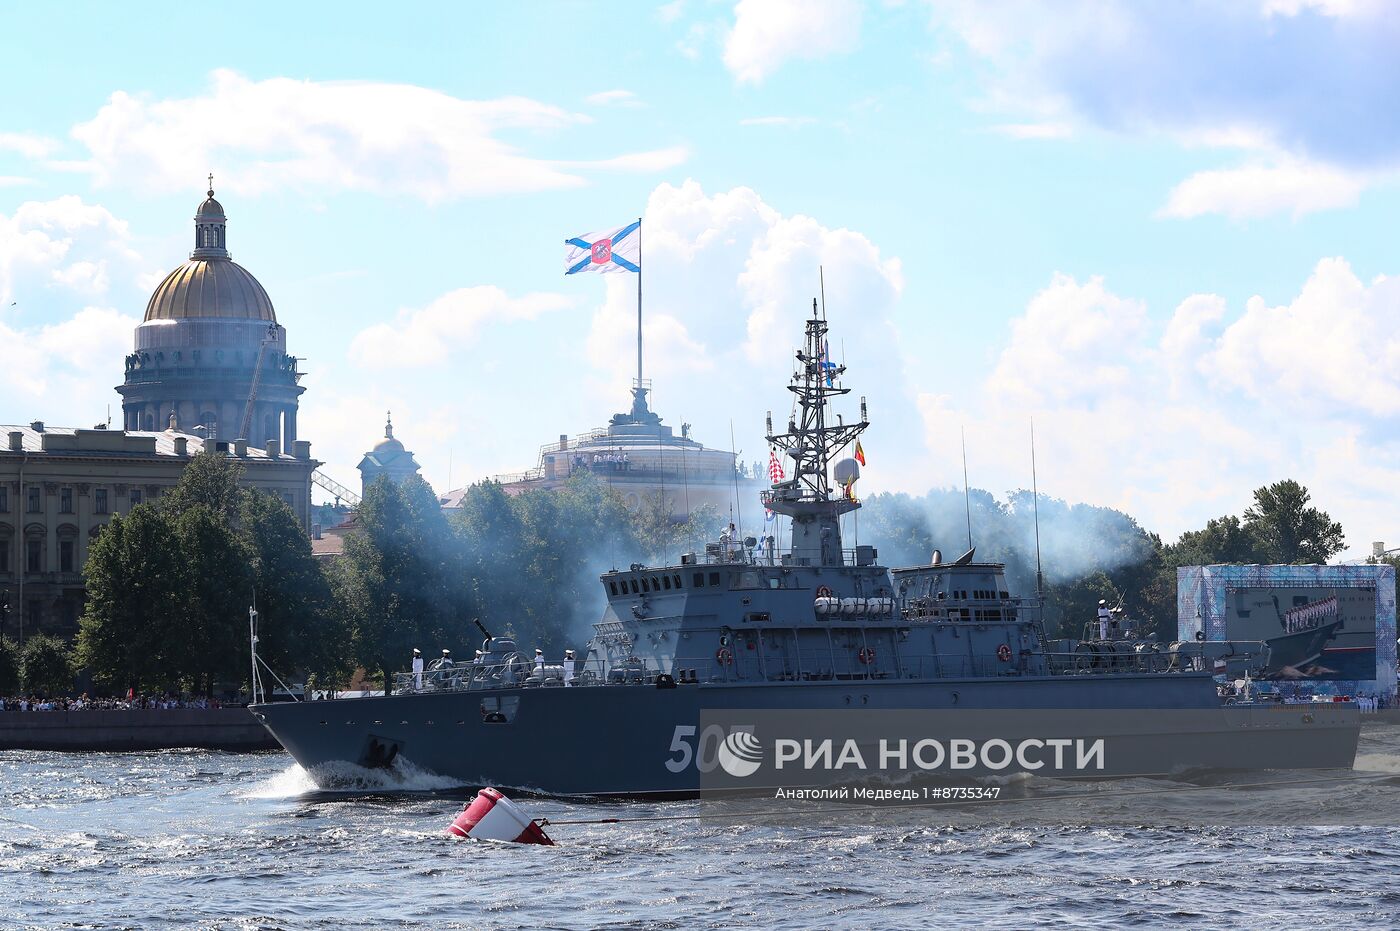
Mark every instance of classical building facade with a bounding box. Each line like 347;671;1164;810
0;424;318;641
0;183;320;643
117;183;303;447
356;413;423;497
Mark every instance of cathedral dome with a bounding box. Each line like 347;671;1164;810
142;180;276;322
144;259;276;322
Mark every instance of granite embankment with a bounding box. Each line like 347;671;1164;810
0;708;278;751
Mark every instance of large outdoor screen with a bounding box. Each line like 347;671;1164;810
1222;585;1376;681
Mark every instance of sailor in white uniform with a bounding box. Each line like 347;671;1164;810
534;648;545;678
411;648;424;690
562;649;576;687
1097;600;1111;640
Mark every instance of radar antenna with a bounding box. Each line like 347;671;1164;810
762;298;868;565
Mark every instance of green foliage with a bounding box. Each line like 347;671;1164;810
1242;479;1345;564
0;636;19;694
20;634;75;696
160;451;246;523
76;504;187;692
243;491;350;685
78;452;344;696
338;475;474;690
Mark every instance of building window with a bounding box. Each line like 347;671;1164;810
0;539;8;573
282;492;294;508
95;488;109;515
130;488;143;506
60;487;73;514
26;539;41;574
60;540;74;574
0;485;7;512
26;486;40;513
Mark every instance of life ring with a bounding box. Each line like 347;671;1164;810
996;643;1013;663
857;647;876;665
816;586;833;598
715;647;734;666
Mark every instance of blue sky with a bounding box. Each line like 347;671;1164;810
4;0;1400;556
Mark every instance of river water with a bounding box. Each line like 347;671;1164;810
4;726;1400;930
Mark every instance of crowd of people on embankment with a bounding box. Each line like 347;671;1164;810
0;694;226;712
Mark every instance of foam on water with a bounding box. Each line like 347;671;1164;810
239;763;320;799
304;757;468;793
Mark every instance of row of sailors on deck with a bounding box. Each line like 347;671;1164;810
410;646;577;689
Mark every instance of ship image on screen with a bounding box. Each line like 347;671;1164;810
1224;586;1377;681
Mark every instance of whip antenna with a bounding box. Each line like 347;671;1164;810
961;426;973;551
1031;418;1044;603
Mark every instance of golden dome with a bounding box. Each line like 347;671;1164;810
143;258;277;322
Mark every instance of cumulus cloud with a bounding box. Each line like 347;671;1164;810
0;305;141;423
724;0;863;83
0;195;145;309
348;286;575;369
1159;160;1367;219
927;0;1400;217
918;257;1400;555
60;70;685;202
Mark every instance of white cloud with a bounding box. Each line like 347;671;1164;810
62;70;684;202
585;89;642;107
917;258;1400;555
0;195;144;309
0;176;34;188
0;305;141;421
0;132;60;159
348;286;575;369
724;0;863;84
658;0;686;24
1159;160;1367;219
927;0;1400;216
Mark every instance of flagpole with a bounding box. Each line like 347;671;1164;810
636;216;643;391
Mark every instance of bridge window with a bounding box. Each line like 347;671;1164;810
692;573;704;588
708;572;721;587
608;581;618;596
652;576;662;590
630;579;639;594
674;574;683;589
662;576;671;590
641;578;650;593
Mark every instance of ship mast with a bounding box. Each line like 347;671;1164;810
763;300;868;566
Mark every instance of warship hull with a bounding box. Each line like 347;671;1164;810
252;674;1359;797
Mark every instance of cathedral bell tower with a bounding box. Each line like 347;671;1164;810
116;180;304;447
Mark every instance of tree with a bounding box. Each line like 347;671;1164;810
1243;479;1345;564
0;636;18;694
1171;515;1261;566
339;476;472;694
172;505;254;695
20;634;75;696
160;450;246;524
242;491;349;686
77;505;187;692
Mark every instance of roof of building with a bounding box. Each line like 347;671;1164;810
196;192;225;218
144;258;276;323
0;424;310;463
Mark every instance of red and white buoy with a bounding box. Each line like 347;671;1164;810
447;788;555;845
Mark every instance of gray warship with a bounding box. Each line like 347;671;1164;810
252;306;1359;795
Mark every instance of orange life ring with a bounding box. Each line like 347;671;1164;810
858;647;876;665
715;647;734;666
816;586;833;598
996;643;1013;663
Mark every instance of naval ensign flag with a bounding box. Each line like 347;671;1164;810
565;221;641;275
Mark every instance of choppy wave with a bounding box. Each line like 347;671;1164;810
4;734;1400;928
